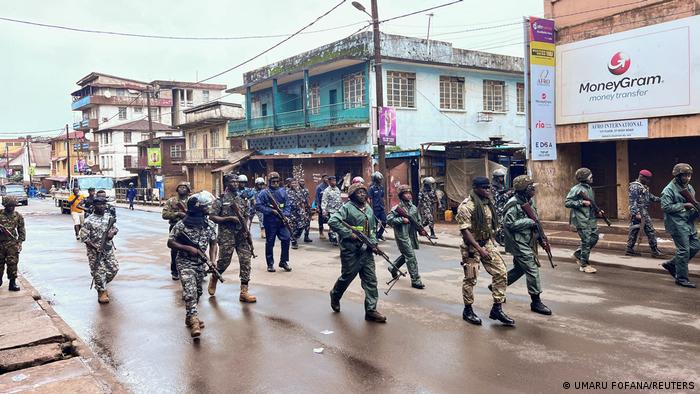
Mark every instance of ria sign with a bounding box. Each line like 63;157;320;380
608;52;631;75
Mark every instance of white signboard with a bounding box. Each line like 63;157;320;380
556;15;700;125
588;118;648;140
530;64;557;160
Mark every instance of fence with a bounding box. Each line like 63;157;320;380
115;187;163;206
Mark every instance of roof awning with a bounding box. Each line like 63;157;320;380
211;150;255;174
53;157;67;162
45;176;68;182
115;176;138;181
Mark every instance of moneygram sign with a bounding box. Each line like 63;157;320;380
556;15;700;125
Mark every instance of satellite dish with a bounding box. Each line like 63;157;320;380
104;90;112;98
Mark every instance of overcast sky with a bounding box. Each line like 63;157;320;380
0;0;542;136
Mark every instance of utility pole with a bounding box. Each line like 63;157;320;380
370;0;387;207
146;84;154;142
65;124;71;180
25;135;32;184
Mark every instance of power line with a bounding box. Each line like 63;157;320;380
379;0;464;24
414;88;484;141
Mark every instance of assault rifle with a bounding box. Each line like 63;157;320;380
228;199;257;258
176;230;224;283
394;206;436;246
90;216;116;289
680;188;700;221
578;191;612;226
339;220;406;295
0;223;17;241
265;189;293;233
521;202;556;268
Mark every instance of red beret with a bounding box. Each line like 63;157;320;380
639;170;653;177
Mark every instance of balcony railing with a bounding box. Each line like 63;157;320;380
228;102;369;136
71;95;173;110
172;147;232;162
73;119;99;131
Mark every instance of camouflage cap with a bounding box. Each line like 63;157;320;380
397;184;411;195
422;176;436;184
347;183;367;197
177;181;191;192
268;172;280;180
93;196;108;205
513;175;534;191
2;196;18;207
492;168;507;177
672;163;693;176
575;167;592;182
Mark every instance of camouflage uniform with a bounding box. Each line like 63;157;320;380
491;183;513;246
386;200;423;285
287;188;310;239
321;186;342;242
565;181;599;267
661;177;699;281
251;187;266;230
79;214;119;292
162;194;189;276
0;210;25;281
418;188;438;227
169;220;217;318
503;195;542;295
212;191;253;283
627;180;661;250
299;186;312;236
456;196;507;305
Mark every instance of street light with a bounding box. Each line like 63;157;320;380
351;1;370;17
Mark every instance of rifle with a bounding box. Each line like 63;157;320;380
521;202;556;269
265;189;293;233
176;230;224;283
680;188;700;221
578;191;612;226
227;198;257;258
394;206;436;246
0;223;17;242
339;220;406;295
635;212;645;247
90;216;116;289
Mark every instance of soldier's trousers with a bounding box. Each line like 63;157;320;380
331;245;378;312
0;242;19;280
507;254;541;296
669;232;700;280
375;210;387;239
393;241;421;283
217;236;253;284
575;227;599;266
87;250;119;292
460;240;507;305
626;214;657;249
169;224;178;276
177;259;206;318
263;220;290;267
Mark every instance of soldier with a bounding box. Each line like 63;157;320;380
298;179;313;243
456;176;514;327
162;181;191;280
209;174;257;302
167;192;218;338
491;169;513;246
660;163;698;288
502;175;552;315
315;175;329;240
386;184;425;289
0;197;25;291
321;176;342;246
328;183;386;323
252;177;266;238
68;186;85;240
368;172;387;241
418;177;439;239
255;172;292;272
79;197;119;304
80;188;96;216
287;179;309;249
565;168;602;274
626;170;664;257
95;190;117;219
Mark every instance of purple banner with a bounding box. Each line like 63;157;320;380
529;17;555;44
379;107;396;146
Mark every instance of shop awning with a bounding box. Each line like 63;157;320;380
115;176;137;181
211;150;255;174
45;176;68;182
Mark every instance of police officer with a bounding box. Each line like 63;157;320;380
298;178;313;243
0;197;25;291
255;172;292;272
626;170;664;257
565;168;601;274
315;175;329;240
491;169;513;246
252;177;266;238
368;172;387;241
79;197;119;303
418;177;439;239
321;176;342;246
386;184;425;289
162;181;191;280
660;163;698;288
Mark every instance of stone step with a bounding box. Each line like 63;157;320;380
542;220;673;238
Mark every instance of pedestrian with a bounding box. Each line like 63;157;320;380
502;175;552;315
321;176;342;246
126;183;137;210
255;172;292;272
79;197;118;304
81;188;96;216
209;173;257;302
315;175;329;240
252;177;266;238
162;181;191;280
68;187;85;240
298;178;313;243
456;176;514;327
0;197;25;291
660;163;698;288
565;168;601;274
368;172;387;241
491;169;513;246
626;170;664;257
418;177;439;239
386;184;425;289
287;179;307;249
328;182;386;323
167;192;218;338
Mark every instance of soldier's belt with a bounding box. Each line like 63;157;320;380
350;225;364;231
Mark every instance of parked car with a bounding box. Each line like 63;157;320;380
1;184;29;206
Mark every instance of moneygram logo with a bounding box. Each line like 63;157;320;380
608;52;631;75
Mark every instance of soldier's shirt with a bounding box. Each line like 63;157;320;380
162;196;188;225
629;181;660;216
0;211;25;243
321;186;342;214
212;192;248;236
79;214;118;247
169;220;217;265
455;197;489;235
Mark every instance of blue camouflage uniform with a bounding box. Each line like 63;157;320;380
256;186;291;268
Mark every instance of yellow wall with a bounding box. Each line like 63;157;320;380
51;140;82;177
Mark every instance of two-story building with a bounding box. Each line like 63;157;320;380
47;131;98;184
125;135;186;199
227;32;524;200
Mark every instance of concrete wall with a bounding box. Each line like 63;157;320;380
531;143;581;221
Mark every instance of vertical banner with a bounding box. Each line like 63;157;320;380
379;106;397;146
528;17;557;161
147;147;162;167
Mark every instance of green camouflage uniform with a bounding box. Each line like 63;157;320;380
0;211;25;280
162;196;188;227
79;214;119;291
387;201;422;284
565;183;599;266
456;196;507;305
169;220;217;318
503;195;542;296
212;191;253;284
329;201;379;312
661;180;700;280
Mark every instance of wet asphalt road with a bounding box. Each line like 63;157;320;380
15;200;700;393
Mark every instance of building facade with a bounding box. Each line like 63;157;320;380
126;136;186;198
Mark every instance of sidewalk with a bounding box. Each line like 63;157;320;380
0;278;126;393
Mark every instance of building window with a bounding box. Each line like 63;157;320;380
309;83;320;115
123;155;132;168
483;80;506;112
210;128;220;148
387;71;416;108
100;156;105;169
141;133;150;142
180;89;194;106
189;133;197;148
439;76;465;110
118;107;127;120
202;90;210;102
134;107;143;115
124;131;132;143
149;107;159;123
170;144;183;158
343;73;365;109
516;83;525;113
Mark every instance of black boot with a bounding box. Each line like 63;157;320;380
365;310;387;323
530;294;552;315
625;247;641;256
330;291;340;312
303;233;313;243
675;278;697;288
650;247;664;259
388;266;398;280
489;303;515;326
291;240;298;249
411;280;425;290
462;305;482;325
429;227;438;240
661;261;676;278
0;276;3;287
8;278;20;292
279;261;292;272
267;264;276;272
